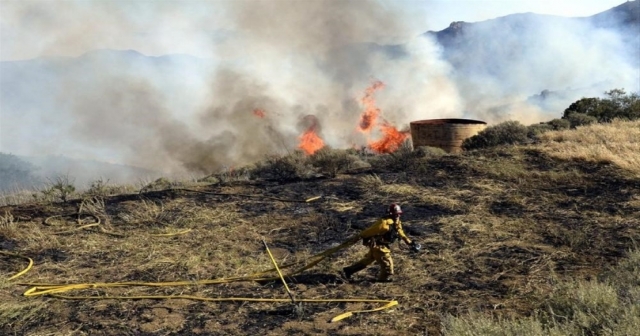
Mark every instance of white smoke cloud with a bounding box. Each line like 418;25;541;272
443;10;639;124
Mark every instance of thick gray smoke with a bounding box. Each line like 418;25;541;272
0;0;637;179
1;0;458;176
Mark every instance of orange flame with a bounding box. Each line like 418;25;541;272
358;80;385;133
298;115;325;155
368;121;409;154
253;108;266;118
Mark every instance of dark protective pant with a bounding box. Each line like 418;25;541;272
344;245;393;281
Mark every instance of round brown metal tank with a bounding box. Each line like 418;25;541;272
410;118;487;153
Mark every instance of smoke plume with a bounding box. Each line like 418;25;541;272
0;0;637;178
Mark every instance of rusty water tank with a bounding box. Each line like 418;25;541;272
410;118;487;153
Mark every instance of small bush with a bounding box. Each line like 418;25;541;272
462;121;529;150
216;166;252;184
251;151;316;181
527;123;555;138
198;175;221;184
308;147;360;177
564;112;597;128
367;142;447;172
442;312;571;336
140;177;173;193
546;118;570;130
413;146;447;158
84;178;136;197
368;141;420;171
443;249;640;335
86;178;110;196
603;249;640;305
84;178;120;197
40;175;76;202
544;280;621;334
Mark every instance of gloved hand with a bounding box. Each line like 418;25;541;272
409;241;422;253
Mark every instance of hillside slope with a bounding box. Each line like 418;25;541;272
1;121;639;335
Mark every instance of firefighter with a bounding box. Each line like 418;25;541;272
342;203;420;282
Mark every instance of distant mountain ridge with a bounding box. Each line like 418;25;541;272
590;0;640;28
423;0;639;116
427;0;639;46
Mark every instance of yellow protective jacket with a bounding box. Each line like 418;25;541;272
359;217;412;247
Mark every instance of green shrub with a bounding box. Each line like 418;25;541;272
546;118;571;130
564;112;597;128
84;178;135;197
368;140;423;171
442;312;572;336
199;175;221;184
526;119;570;139
413;146;447;158
563;89;640;122
215;166;252;184
603;249;640;304
140;177;173;193
251;151;316;181
41;175;76;202
544;280;622;334
442;249;640;335
527;123;555;138
462;121;529;150
85;178;115;197
308;147;360;177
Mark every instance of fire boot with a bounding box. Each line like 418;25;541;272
342;264;367;280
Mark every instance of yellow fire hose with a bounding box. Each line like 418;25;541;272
176;188;324;204
263;239;296;304
0;250;34;280
3;233;399;322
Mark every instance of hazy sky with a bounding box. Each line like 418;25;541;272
0;0;629;61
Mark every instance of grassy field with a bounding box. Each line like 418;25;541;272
1;121;639;335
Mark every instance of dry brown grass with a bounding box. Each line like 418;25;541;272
0;211;60;253
379;183;465;212
536;119;640;175
0;189;37;207
356;174;384;192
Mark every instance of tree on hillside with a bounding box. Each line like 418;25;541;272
0;153;38;191
563;89;640;124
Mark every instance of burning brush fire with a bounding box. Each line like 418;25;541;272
254;80;408;155
356;80;409;154
298;115;325;155
253;108;266;118
358;80;385;133
369;121;409;154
